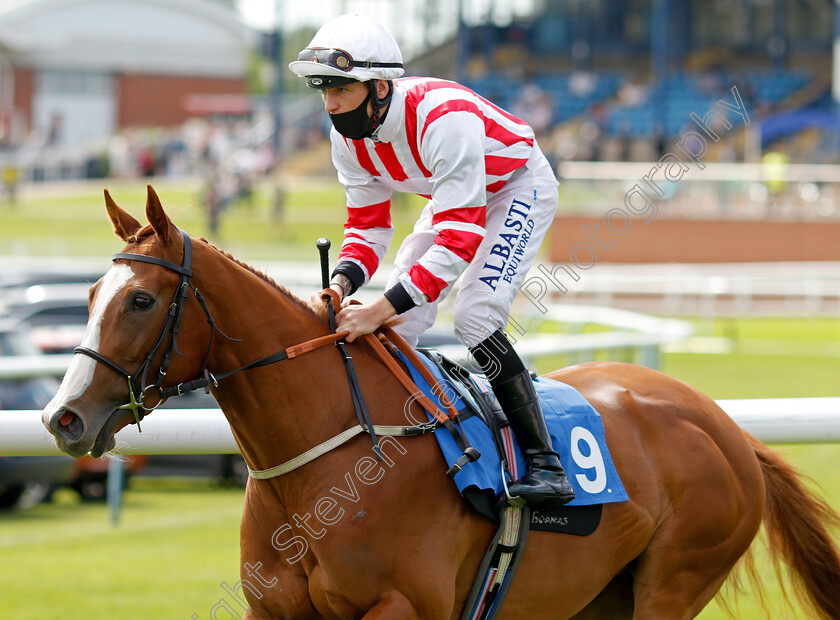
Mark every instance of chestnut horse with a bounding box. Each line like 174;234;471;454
44;187;840;619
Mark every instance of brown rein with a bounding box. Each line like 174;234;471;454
240;323;461;425
362;326;460;424
242;323;464;480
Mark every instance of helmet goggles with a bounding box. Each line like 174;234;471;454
297;47;403;73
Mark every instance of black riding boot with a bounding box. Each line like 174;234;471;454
471;329;575;507
492;370;576;506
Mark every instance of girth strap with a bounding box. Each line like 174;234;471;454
462;503;530;620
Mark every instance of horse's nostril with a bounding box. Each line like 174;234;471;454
51;409;84;442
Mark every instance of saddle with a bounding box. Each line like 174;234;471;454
406;348;620;534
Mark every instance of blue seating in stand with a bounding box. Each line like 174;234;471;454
463;69;810;139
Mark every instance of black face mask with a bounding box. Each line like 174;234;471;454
329;91;373;140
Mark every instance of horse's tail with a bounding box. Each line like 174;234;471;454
748;434;840;619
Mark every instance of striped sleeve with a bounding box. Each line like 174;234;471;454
404;106;488;302
331;132;395;287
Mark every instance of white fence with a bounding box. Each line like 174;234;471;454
1;409;236;456
556;161;840;184
533;262;840;317
3;398;840;457
0;302;696;376
4;254;839;321
554;160;840;222
2;255;838;454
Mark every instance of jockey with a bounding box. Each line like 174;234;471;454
290;14;574;507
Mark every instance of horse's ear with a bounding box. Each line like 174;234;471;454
104;189;142;242
145;184;174;243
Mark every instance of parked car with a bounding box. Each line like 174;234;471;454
0;318;74;509
0;456;74;509
0;282;91;354
0;318;62;410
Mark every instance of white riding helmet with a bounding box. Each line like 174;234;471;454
289;14;404;88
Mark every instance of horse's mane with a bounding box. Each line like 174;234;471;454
196;236;323;320
129;225;322;320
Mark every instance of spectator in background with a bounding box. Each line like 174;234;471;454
616;77;648;107
1;163;19;205
512;83;554;137
569;70;597;98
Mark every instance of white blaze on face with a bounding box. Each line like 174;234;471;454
46;264;134;410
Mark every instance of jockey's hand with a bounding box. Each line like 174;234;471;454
336;296;397;343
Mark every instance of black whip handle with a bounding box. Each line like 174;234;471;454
316;238;331;290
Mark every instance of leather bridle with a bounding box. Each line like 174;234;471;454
72;229;348;431
74;229;226;430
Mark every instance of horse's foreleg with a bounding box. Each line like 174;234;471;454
361;591;423;619
240;483;320;619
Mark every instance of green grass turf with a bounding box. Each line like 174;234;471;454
0;177;424;263
662;316;840;400
0;480;244;619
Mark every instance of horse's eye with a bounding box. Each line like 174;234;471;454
132;295;154;310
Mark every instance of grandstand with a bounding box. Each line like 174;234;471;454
1;0;838;183
434;0;837;165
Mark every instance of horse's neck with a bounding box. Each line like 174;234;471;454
196;251;358;475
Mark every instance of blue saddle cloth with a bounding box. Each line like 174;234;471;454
399;352;628;507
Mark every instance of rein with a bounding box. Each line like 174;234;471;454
75;231;473;478
247;321;471;479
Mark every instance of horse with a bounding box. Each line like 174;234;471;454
43;185;840;619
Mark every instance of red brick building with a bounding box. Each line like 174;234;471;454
0;0;253;147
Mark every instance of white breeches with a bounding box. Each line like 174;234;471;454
386;160;559;349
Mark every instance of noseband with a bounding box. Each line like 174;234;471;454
74;229;225;430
